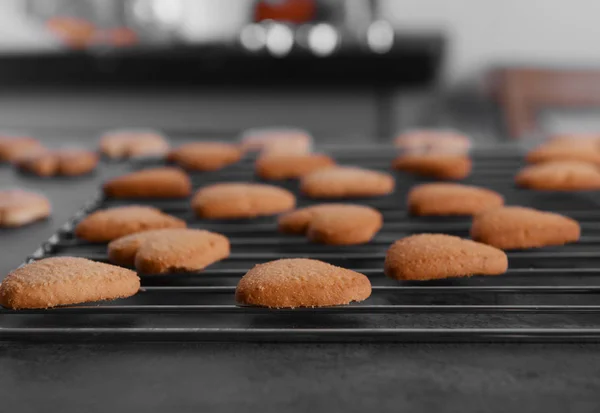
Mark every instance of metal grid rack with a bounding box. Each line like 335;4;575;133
3;145;600;342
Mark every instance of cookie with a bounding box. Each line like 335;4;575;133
255;153;335;180
0;257;140;309
75;205;186;242
278;204;382;245
470;206;580;250
300;166;395;198
392;153;472;180
408;183;504;216
108;229;230;273
394;129;471;154
515;161;600;191
235;258;371;308
241;128;312;155
0;136;44;163
99;129;169;159
169;142;243;171
192;183;295;219
17;149;98;177
384;234;508;281
103;167;191;199
526;140;600;164
0;189;51;227
548;133;600;145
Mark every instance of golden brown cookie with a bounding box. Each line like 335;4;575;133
108;228;230;273
526;140;600;164
169;142;243;171
470;206;580;250
407;183;504;216
103;167;191;199
99;129;170;159
0;189;51;227
235;258;372;308
548;133;600;145
278;204;383;245
255;153;335;180
515;161;600;191
241;128;312;155
0;136;44;163
300;166;395;199
192;182;295;219
17;149;98;177
394;129;471;154
0;257;140;309
384;234;508;281
75;205;186;242
392;153;472;180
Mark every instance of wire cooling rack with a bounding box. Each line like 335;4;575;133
3;145;600;342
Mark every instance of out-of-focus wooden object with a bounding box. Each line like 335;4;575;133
489;68;600;139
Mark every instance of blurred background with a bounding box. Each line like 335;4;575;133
0;0;599;141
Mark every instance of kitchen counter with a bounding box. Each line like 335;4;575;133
1;91;599;412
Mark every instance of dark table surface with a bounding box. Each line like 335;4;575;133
1;91;599;412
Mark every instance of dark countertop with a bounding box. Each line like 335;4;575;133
1;92;599;412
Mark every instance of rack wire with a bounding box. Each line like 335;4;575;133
3;144;600;342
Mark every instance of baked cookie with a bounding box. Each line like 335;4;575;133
192;182;295;219
99;129;170;159
0;136;44;163
408;183;504;216
470;206;580;250
548;133;600;145
392;153;472;180
300;166;395;198
17;149;98;177
0;189;51;227
394;129;471;154
108;228;230;274
278;204;382;245
235;258;371;308
240;128;312;155
526;140;600;164
169;142;243;171
103;167;191;199
255;153;335;180
384;234;508;281
515;161;600;191
0;257;140;309
75;205;186;242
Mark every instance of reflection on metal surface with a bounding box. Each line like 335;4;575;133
308;23;338;57
367;20;394;54
240;23;266;52
265;23;293;57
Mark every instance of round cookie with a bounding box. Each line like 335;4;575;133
255;153;335;180
526;140;600;164
407;183;504;216
470;206;580;250
192;182;295;219
0;257;140;309
75;205;186;242
392;153;472;180
169;142;243;171
103;167;191;199
0;189;51;227
384;234;508;281
108;228;230;274
300;166;395;199
0;136;43;163
394;129;471;154
235;258;372;308
548;133;600;145
241;128;312;155
99;129;169;159
278;204;382;245
17;149;98;177
515;161;600;191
